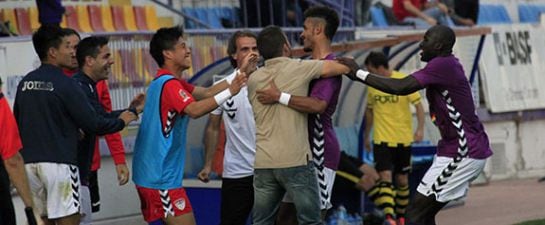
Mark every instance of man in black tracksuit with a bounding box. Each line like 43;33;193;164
71;36;144;224
14;25;136;225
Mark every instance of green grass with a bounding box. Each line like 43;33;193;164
514;219;545;225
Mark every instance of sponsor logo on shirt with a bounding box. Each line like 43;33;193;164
179;90;190;102
21;81;54;92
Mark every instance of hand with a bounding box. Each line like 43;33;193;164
129;93;146;113
228;72;248;95
336;57;360;80
256;80;281;105
24;207;37;225
437;3;449;14
197;166;212;183
356;173;377;192
364;136;372;152
414;128;424;143
239;53;259;75
116;164;130;185
119;110;138;125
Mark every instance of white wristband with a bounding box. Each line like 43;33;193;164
356;69;370;82
214;89;232;105
279;92;291;106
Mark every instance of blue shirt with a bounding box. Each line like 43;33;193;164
132;75;190;189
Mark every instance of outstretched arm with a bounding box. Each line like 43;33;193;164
337;57;424;95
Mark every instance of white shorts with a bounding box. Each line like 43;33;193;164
283;167;336;210
417;156;486;203
25;162;81;219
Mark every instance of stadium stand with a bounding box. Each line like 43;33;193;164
14;8;31;35
76;5;93;33
1;8;18;34
519;3;545;23
478;4;512;24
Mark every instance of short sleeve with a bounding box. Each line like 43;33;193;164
366;88;375;108
0;97;22;160
179;79;195;94
408;91;422;105
162;80;195;115
298;59;324;81
411;59;447;87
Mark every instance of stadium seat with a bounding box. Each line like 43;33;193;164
64;6;81;32
122;5;138;31
370;6;388;27
88;5;105;32
518;4;545;23
478;4;512;24
144;5;160;31
100;5;116;32
76;5;93;33
133;6;148;30
28;7;39;32
111;5;127;31
1;8;19;34
182;8;197;29
14;8;31;35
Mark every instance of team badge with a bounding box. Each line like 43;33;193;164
179;90;190;102
174;198;186;210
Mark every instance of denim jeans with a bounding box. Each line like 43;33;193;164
403;7;454;27
253;163;322;225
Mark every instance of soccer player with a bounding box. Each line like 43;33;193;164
363;51;425;225
132;26;246;225
256;6;344;224
338;25;493;225
247;25;356;225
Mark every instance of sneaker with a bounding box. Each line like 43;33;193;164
397;217;405;225
384;215;397;225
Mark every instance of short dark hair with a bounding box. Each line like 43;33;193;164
257;25;287;60
32;25;69;61
76;36;109;69
429;25;456;53
63;28;81;40
227;30;257;68
364;51;389;69
149;26;184;67
303;6;340;41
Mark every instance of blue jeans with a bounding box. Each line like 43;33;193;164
403;7;454;27
253;163;322;225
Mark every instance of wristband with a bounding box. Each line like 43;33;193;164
128;107;138;116
214;89;232;105
279;92;291;106
356;69;369;82
25;207;37;225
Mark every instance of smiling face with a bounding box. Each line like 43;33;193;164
168;36;192;70
53;36;76;69
419;31;438;62
89;45;114;81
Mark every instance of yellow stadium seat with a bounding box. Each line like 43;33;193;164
29;7;39;32
1;8;19;35
122;5;138;31
100;5;115;32
76;5;93;33
144;5;160;31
